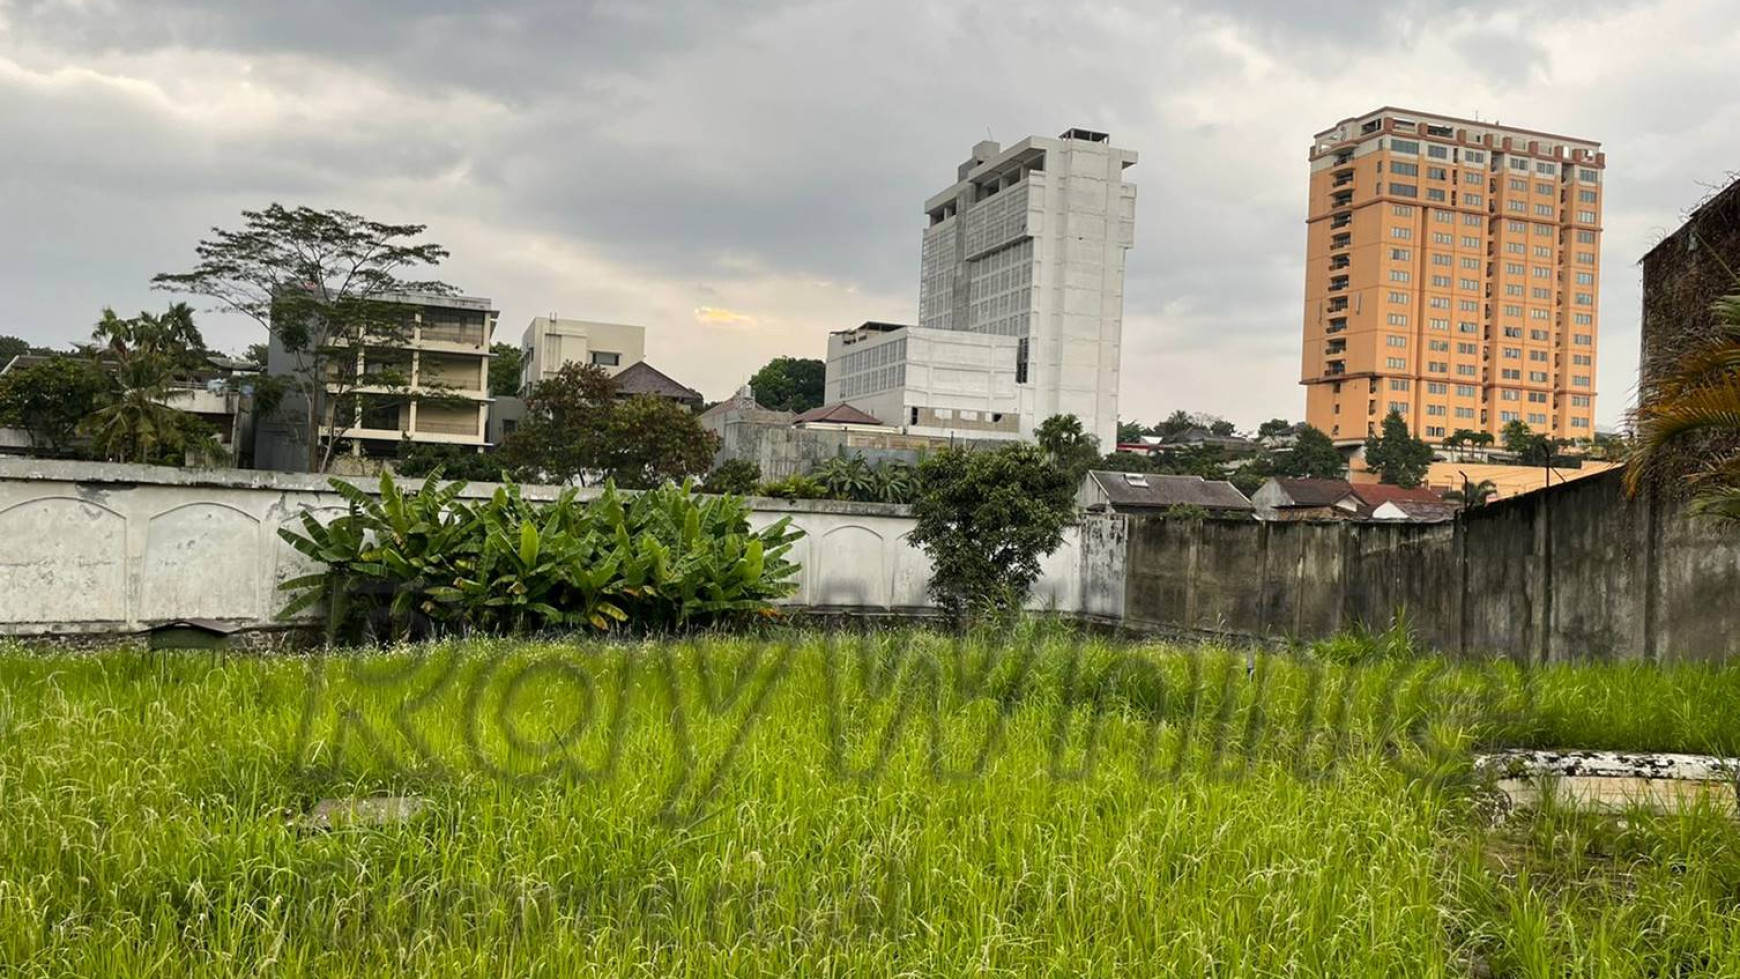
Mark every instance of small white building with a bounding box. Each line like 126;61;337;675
519;317;646;393
823;322;1028;441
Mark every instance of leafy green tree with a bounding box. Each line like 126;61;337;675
909;443;1077;623
1273;424;1345;479
1257;418;1293;440
154;204;455;472
489;342;525;397
1101;450;1157;473
0;336;30;361
501;362;718;488
1035;413;1101;482
0;357;109;456
1208;418;1237;437
1230;457;1274;498
1152;444;1230;480
600;395;720;489
243;342;270;366
1363;411;1434;488
1444;428;1493;449
747;356;826;413
1116;419;1147;444
1502;420;1558;465
702;458;762;496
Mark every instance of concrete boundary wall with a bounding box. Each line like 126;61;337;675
1121;470;1740;664
3;462;1736;662
0;460;1111;637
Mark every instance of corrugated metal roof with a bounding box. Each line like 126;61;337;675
1089;471;1254;511
1273;477;1355;507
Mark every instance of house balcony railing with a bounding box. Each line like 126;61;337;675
1329;214;1352;229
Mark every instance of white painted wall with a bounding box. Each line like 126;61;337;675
519;317;647;392
0;460;1113;636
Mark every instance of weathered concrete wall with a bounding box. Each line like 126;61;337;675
0;460;1107;636
1121;470;1740;663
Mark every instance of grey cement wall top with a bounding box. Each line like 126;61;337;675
0;459;912;517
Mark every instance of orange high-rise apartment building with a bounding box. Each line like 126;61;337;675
1301;108;1603;444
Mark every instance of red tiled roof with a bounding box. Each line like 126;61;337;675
1347;483;1445;508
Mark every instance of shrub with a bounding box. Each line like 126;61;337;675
702;458;762;496
758;474;827;500
277;473;803;641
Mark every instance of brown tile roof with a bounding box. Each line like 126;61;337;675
612;361;702;402
1088;471;1254;512
1347;483;1445;509
1273;477;1355;507
793;402;883;426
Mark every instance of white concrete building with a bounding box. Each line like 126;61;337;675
919;128;1137;448
823;322;1026;440
518;317;646;392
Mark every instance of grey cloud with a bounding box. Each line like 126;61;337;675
1;0;1736;429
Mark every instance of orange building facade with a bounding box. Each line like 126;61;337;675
1301;108;1603;444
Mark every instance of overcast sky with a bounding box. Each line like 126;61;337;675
4;0;1738;430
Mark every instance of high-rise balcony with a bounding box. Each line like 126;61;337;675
1325;361;1347;376
1326;317;1348;334
1327;297;1349;313
1326;340;1347;355
1331;233;1352;250
1332;170;1354;188
1330;213;1352;230
1329;255;1350;270
1331;191;1354;208
1328;276;1350;292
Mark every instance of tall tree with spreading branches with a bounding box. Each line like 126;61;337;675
153;205;456;472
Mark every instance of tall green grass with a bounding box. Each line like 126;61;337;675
1;629;1737;976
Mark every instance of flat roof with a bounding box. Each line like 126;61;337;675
1315;106;1599;149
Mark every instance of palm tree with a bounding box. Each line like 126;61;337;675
1444;478;1497;508
1627;290;1740;521
79;304;223;464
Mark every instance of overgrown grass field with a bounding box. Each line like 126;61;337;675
3;627;1740;976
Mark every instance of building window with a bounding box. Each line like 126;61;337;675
1391;227;1413;240
1464;193;1483;205
1386;313;1409;326
1389;290;1410;303
1386;358;1407;370
1391;161;1419;176
1390;270;1411;283
1391;139;1420;155
1392;204;1415;217
1578;190;1598;203
1577;210;1598;223
1390;183;1419;198
1391;247;1412;260
1387;335;1408;347
590;351;621;367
